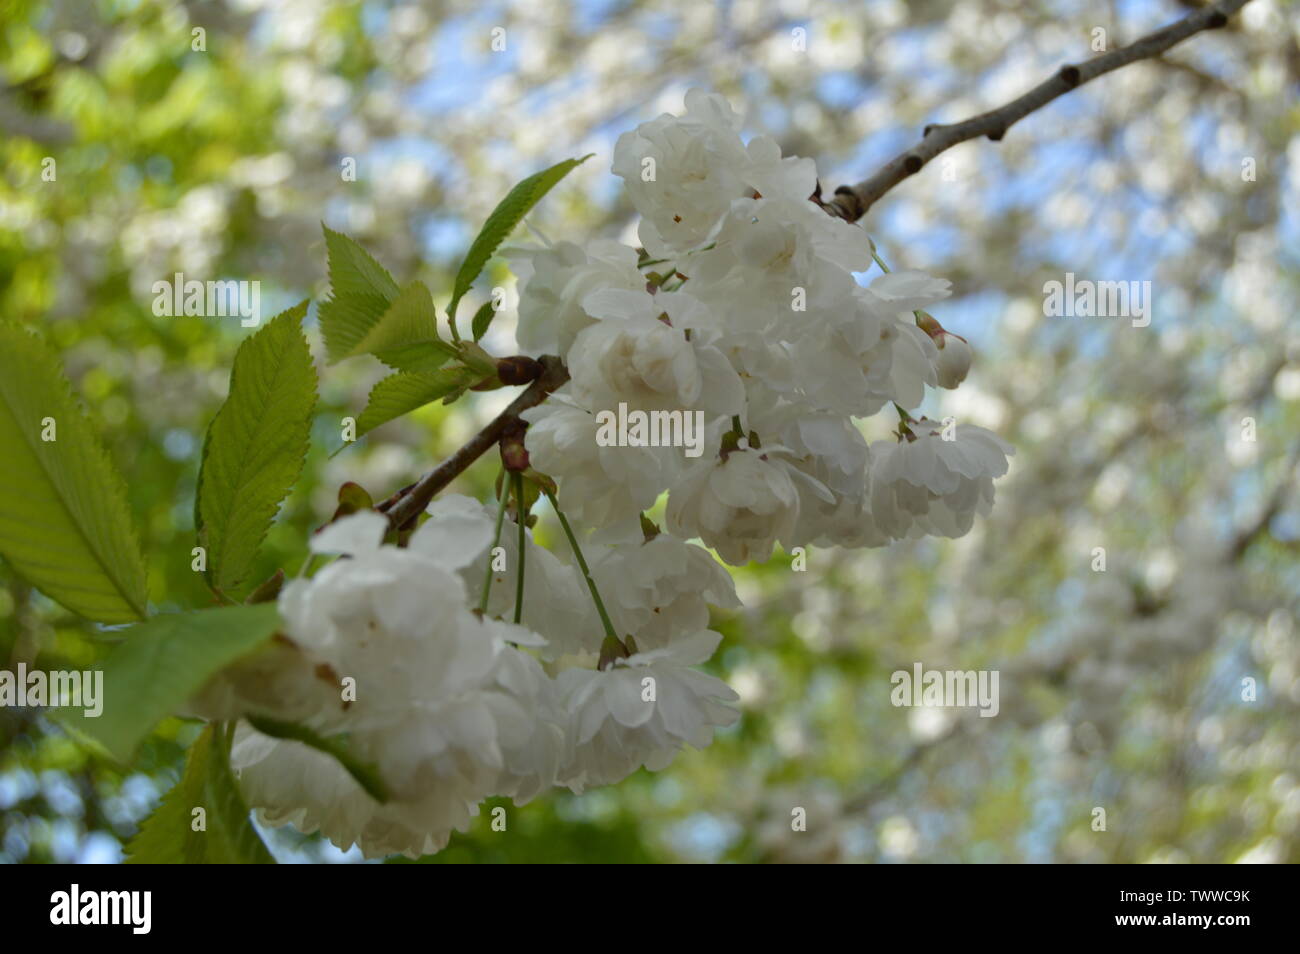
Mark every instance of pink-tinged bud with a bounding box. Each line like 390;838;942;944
933;331;972;389
501;440;530;472
499;418;531;472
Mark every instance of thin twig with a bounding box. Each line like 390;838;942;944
1227;443;1300;560
841;725;960;814
383;355;569;531
826;0;1252;222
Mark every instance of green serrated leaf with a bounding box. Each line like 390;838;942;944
471;300;497;342
356;366;483;438
0;322;149;623
245;715;390;804
322;224;399;299
345;281;436;355
125;724;275;864
192;416;214;554
203;726;277;863
380;343;459;375
318;292;392;365
198;302;316;595
124;728;210;863
346;280;458;373
319;225;400;363
61;602;283;762
447;154;593;321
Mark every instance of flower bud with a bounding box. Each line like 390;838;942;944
500;418;531;472
933;331;972;389
496;355;543;386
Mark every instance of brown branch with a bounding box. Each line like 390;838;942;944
381;354;569;531
827;0;1253;222
841;725;960;815
1227;442;1300;560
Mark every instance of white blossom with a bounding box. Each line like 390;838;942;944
666;445;812;565
869;420;1015;540
567;287;744;418
588;533;740;650
231;510;560;858
521;394;679;536
557;631;740;791
509;238;643;356
611;88;752;256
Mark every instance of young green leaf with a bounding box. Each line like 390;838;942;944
330;481;374;521
446;154;594;323
61;602;283;762
0;322;149;623
318;225;400;363
345;281;458;373
197;302;316;596
245;715;390;804
355;366;484;438
457;340;499;378
321;224;400;299
471;300;497;342
125;724;276;864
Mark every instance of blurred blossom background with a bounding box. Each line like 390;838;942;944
1;0;1298;863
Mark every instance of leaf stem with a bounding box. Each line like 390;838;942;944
209;585;237;606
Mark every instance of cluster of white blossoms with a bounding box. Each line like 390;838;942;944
220;90;1013;859
517;88;1012;559
226;500;740;858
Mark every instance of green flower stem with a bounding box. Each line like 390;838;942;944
295;553;319;580
543;489;621;646
478;471;510;615
513;471;526;625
